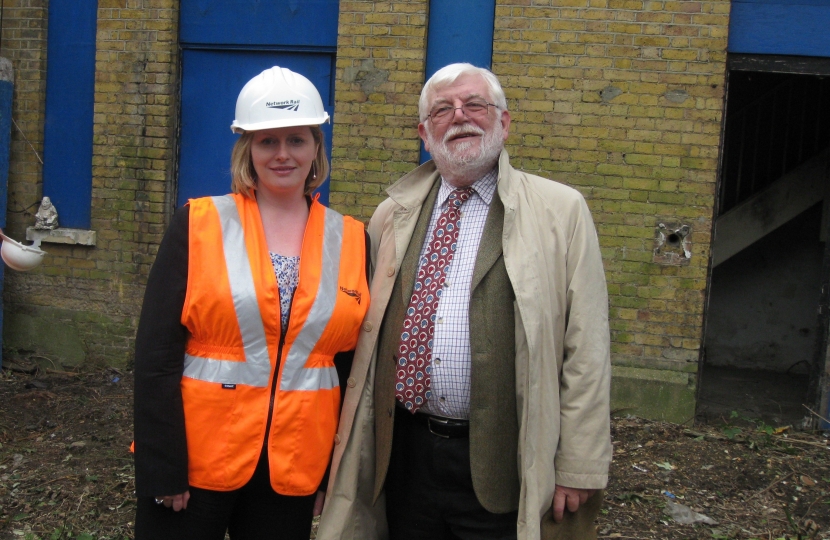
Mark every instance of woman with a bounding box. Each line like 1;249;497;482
133;66;370;539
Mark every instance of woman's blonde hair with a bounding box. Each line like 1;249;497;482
230;125;329;198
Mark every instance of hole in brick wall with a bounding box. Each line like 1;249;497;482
653;222;692;266
666;233;682;247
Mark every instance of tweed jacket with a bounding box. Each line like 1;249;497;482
317;150;612;540
372;177;521;512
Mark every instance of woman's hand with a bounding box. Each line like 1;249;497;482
313;490;326;516
155;491;190;512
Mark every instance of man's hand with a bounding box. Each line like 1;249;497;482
552;485;596;522
156;491;190;512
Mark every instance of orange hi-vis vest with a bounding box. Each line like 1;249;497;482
180;193;369;495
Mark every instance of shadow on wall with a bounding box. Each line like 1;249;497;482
705;203;823;374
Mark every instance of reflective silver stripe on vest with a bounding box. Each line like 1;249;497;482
182;195;272;388
280;207;343;391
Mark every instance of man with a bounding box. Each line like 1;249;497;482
318;63;611;540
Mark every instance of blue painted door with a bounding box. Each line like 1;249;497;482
178;51;333;205
177;0;339;207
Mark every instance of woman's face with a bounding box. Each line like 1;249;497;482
250;126;317;199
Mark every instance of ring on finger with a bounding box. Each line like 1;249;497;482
155;498;164;504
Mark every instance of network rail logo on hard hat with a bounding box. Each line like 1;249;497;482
266;99;300;112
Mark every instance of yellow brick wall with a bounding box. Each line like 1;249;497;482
492;0;728;372
329;0;429;218
2;0;180;367
331;0;730;374
0;0;728;375
2;0;47;238
92;0;179;281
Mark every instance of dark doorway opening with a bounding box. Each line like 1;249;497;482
698;55;830;429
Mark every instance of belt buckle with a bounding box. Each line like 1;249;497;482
427;416;451;439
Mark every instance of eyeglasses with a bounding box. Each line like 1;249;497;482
427;100;498;124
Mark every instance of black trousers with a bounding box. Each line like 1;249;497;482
385;408;519;540
135;454;315;540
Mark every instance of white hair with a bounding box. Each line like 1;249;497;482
419;63;508;122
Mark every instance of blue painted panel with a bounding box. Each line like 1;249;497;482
734;0;830;5
729;3;830;57
180;0;339;47
177;50;334;206
0;80;12;229
421;0;497;163
0;78;12;370
425;0;496;78
42;0;97;229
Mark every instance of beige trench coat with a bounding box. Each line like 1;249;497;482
318;150;612;540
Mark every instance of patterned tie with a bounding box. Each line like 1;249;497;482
396;187;473;412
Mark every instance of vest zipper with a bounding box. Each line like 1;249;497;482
262;292;295;454
263;206;307;458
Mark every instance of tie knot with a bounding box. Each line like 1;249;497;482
448;187;473;208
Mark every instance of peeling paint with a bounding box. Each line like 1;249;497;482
664;89;690;104
600;85;623;102
343;59;389;94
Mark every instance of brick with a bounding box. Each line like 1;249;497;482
3;0;730;375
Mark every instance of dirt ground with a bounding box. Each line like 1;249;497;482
0;366;827;540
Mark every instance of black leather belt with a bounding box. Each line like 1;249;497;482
396;406;469;439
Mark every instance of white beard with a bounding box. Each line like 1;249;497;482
427;121;504;186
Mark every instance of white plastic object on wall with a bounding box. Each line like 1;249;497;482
0;231;46;271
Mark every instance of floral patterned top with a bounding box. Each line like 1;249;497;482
269;252;300;335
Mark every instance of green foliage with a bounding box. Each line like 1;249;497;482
615;492;646;504
722;426;741;439
722;411;788;450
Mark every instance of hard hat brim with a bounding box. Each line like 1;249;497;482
231;113;330;134
1;238;45;271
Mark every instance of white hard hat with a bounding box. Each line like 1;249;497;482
0;233;45;271
231;66;330;133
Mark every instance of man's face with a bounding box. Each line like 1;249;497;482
418;73;510;166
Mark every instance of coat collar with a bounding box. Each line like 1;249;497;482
385;160;441;210
495;149;518;213
385;148;517;211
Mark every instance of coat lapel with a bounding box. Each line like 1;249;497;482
396;178;441;304
471;194;505;292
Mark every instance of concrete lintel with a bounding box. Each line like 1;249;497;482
26;227;97;246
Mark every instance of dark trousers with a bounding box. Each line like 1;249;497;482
135;454;315;540
385;407;519;540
